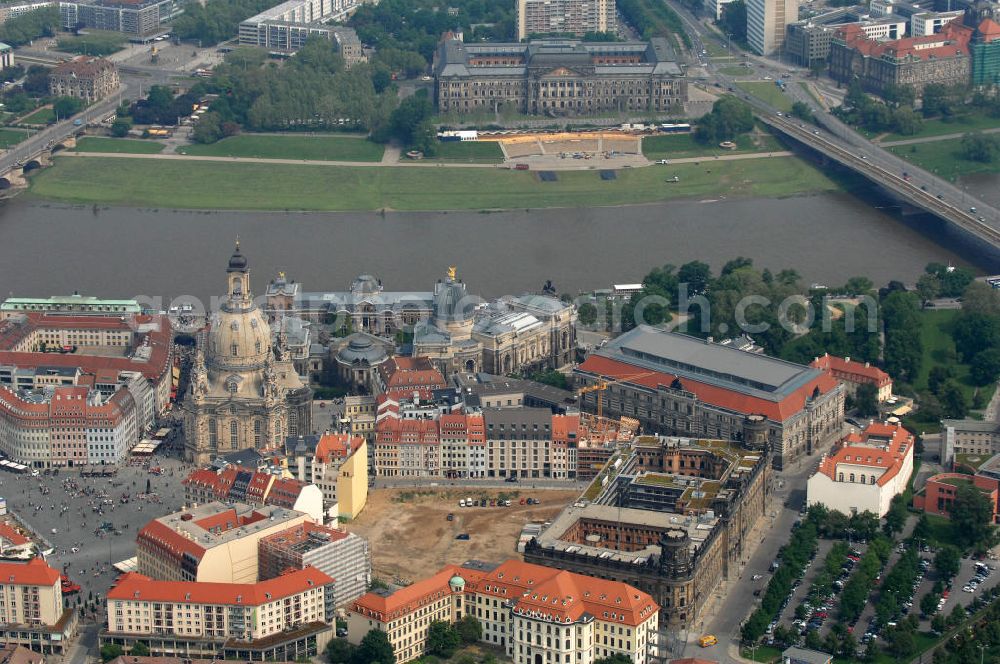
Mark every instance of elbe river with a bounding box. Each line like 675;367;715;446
0;174;995;303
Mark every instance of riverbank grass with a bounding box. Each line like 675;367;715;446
74;137;165;154
888;138;1000;180
880;110;1000;143
735;82;793;112
642;130;782;159
21;107;54;125
180;134;384;162
30;154;839;211
0;128;31;149
426;141;504;163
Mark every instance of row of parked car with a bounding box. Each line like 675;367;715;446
963;561;993;593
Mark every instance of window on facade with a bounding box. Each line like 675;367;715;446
849;473;855;482
231;344;238;356
230;420;238;446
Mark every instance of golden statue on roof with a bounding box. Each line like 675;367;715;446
447;266;457;281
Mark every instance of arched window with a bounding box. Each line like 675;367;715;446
230;420;238;447
231;344;238;357
838;473;844;482
254;420;262;447
859;475;866;484
849;473;855;482
871;475;877;484
208;418;217;446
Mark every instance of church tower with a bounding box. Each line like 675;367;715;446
182;243;312;465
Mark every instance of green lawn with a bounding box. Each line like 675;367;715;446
888;138;1000;181
21;107;54;125
735;81;794;112
54;31;127;56
0;128;31;149
428;140;504;163
31;153;840;211
642;129;783;159
73;137;165;154
718;65;753;76
915;308;996;409
180;134;384;162
880;110;1000;143
740;645;781;662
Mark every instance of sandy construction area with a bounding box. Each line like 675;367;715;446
350;487;579;583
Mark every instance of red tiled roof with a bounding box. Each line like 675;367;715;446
136;519;207;562
353;559;658;626
261;521;348;550
315;433;363;464
811;353;891;387
0;314;172;384
0;558;61;586
816;421;913;487
577;355;838;422
51;56;117;79
837;21;972;61
107;567;332;605
0;522;30;547
979;18;1000;41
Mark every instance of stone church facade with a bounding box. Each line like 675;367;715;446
183;245;312;465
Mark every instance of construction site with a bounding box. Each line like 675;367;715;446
349;486;580;583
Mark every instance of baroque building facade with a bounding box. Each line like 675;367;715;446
265;268;576;381
183;245;311;465
433;38;687;116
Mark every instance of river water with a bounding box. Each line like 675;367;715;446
0;186;983;304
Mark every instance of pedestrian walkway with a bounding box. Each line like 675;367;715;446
878;126;1000;147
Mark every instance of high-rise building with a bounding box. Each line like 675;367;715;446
516;0;616;40
746;0;799;55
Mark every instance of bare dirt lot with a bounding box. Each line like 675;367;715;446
350;487;579;582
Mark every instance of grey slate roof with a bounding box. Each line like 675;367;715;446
596;327;824;400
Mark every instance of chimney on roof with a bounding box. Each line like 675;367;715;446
845;356;851;363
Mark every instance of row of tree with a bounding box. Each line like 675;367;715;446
835;81;923;136
837;535;891;624
172;0;276;46
741;518;819;643
616;0;691;47
193;39;400;140
0;6;58;48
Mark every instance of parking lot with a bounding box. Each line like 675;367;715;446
2;445;195;602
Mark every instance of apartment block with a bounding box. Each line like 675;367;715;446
103;568;334;659
516;0;616;40
0;558;78;654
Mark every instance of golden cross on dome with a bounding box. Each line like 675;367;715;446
447;266;457;280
